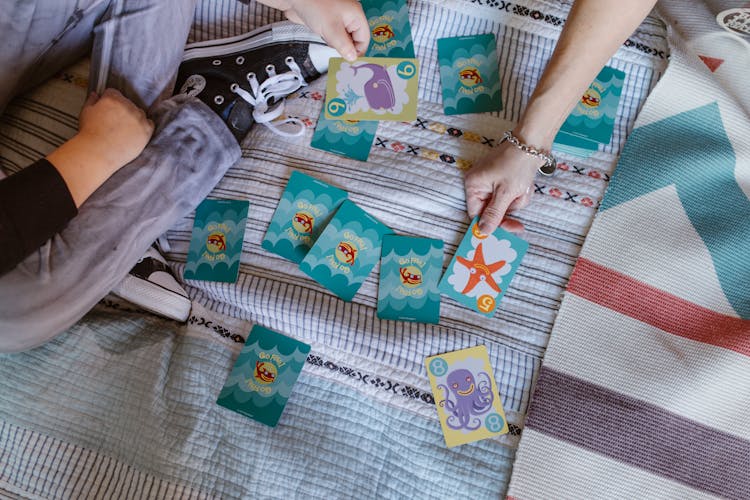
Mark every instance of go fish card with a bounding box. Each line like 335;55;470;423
299;200;392;302
438;218;528;317
184;198;249;282
310;109;378;162
324;57;419;121
262;171;348;263
555;65;626;145
361;0;415;58
216;325;311;427
377;236;443;324
425;345;508;448
437;34;502;115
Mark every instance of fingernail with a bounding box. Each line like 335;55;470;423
345;50;357;61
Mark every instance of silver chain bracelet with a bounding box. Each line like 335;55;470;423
500;130;556;176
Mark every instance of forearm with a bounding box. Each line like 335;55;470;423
517;0;657;145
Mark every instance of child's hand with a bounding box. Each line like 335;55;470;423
283;0;370;61
77;89;154;170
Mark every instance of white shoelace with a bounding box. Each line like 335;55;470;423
230;56;307;138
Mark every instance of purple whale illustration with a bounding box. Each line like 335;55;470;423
351;63;396;110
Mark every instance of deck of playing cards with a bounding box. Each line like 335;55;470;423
217;325;311;427
262;171;347;263
553;65;626;157
377;235;443;323
439;218;528;317
324;57;419;121
425;345;509;447
437;33;502;115
310;114;378;162
362;0;415;58
184;198;249;283
299;199;392;301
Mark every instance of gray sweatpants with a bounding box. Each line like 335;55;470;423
0;0;241;351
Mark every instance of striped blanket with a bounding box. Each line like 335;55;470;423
0;0;667;497
507;1;750;498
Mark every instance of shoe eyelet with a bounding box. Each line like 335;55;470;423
247;72;256;81
214;95;224;105
235;56;245;65
266;64;275;73
212;59;222;66
285;56;294;64
230;83;239;92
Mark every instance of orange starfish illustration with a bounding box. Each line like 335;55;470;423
455;243;506;294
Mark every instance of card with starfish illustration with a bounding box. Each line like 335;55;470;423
324;57;419;121
438;218;528;316
425;345;508;447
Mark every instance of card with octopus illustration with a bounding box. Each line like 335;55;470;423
425;345;508;447
324;57;419;121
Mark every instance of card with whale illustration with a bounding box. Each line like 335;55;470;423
324;57;419;121
425;345;509;448
438;217;528;317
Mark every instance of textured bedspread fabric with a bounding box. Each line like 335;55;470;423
0;0;667;498
507;1;750;499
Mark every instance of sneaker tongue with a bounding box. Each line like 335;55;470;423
308;44;340;74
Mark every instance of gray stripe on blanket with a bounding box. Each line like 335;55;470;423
525;366;750;499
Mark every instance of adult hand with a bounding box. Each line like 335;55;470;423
284;0;370;61
464;140;546;235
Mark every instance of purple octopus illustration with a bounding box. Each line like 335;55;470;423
437;368;494;431
351;63;396;110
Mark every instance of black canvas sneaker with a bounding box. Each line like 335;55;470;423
174;21;338;142
111;245;191;322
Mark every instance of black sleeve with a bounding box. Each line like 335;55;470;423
0;159;78;276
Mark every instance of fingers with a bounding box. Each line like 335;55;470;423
478;188;514;235
506;184;532;212
346;16;370;56
325;21;359;61
84;91;100;108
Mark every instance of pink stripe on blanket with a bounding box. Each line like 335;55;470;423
569;257;750;356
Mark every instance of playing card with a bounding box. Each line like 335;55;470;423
437;33;502;115
324;57;419;121
217;325;311;427
299;199;392;301
555;65;626;145
362;0;415;58
438;218;528;316
262;171;348;263
425;345;509;448
184;198;249;282
377;235;443;323
310;109;378;162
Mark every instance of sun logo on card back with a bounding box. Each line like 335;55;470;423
335;241;358;266
459;67;483;87
254;361;277;384
581;88;601;108
206;232;227;253
292;211;314;234
399;266;423;287
372;24;395;43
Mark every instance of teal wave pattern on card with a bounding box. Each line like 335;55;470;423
262;172;347;263
559;66;625;144
184;199;249;282
299;200;391;301
438;34;502;115
217;325;310;427
377;236;443;323
363;0;415;58
310;114;378;162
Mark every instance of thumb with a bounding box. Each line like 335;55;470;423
84;91;100;107
478;188;514;235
